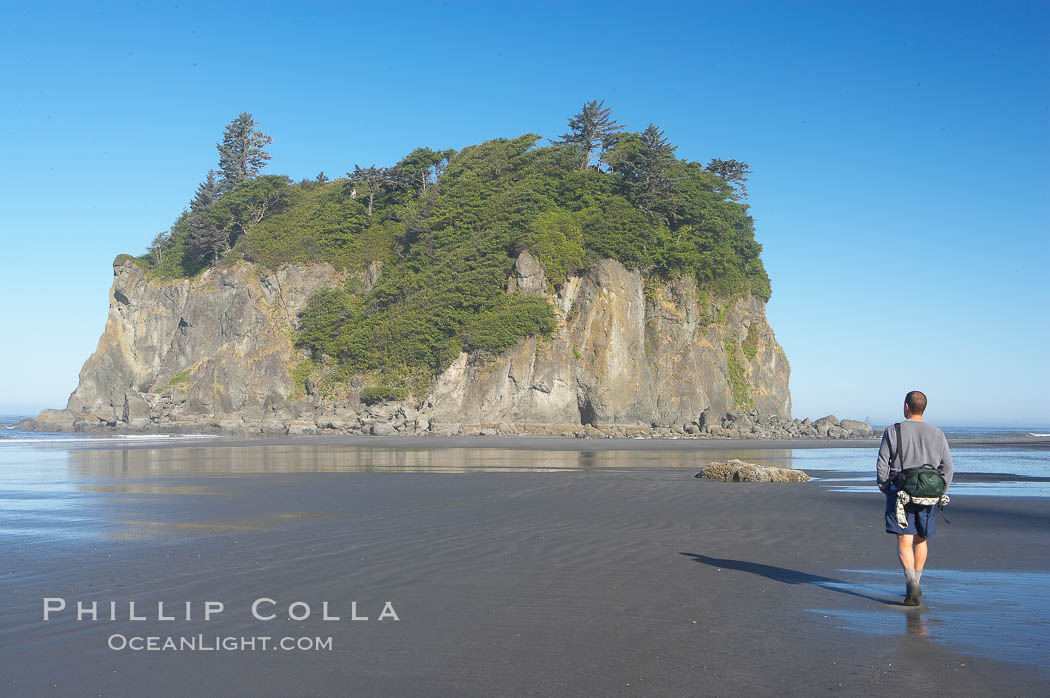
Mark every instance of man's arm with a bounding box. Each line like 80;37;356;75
876;428;893;491
940;433;954;486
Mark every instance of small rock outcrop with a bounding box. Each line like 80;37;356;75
505;250;547;296
696;459;810;483
839;419;873;437
696;409;874;439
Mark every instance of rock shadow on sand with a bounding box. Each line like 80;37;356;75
679;553;902;606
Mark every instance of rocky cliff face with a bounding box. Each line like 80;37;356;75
429;253;790;428
29;253;791;435
32;259;343;432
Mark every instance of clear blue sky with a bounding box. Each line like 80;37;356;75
1;1;1047;426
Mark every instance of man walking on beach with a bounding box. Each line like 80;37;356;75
876;391;953;606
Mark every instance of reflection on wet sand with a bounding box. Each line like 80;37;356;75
68;444;796;477
76;484;216;495
109;509;354;538
811;569;1050;668
905;608;930;638
113;519;256;531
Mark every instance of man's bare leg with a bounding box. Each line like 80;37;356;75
897;534;921;605
913;537;927;579
897;534;916;569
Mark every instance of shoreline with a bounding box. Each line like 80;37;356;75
21;432;1050;453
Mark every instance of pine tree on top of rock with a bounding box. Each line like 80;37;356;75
553;99;625;171
217;112;273;191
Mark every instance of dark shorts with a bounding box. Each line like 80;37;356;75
885;489;936;538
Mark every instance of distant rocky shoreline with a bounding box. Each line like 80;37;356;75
19;407;877;440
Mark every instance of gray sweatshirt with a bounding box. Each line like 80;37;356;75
876;418;954;491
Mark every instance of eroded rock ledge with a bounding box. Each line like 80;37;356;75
22;402;876;440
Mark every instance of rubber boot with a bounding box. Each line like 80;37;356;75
904;580;921;606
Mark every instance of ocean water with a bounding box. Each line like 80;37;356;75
786;444;1050;478
937;424;1050;439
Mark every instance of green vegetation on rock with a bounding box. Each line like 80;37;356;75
289;358;314;400
122;104;772;401
742;325;760;362
515;208;585;287
156;369;191;394
724;335;754;411
697;290;713;327
113;253;149;271
360;385;409;405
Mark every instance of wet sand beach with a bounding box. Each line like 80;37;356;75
3;438;1049;696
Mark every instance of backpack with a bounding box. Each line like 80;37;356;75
892;422;948;498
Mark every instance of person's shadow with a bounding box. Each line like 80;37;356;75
679;553;904;606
